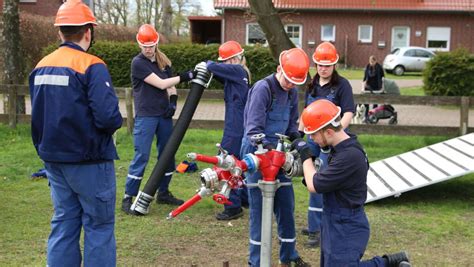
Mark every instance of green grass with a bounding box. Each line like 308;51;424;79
400;86;425;96
0;125;473;266
308;67;422;81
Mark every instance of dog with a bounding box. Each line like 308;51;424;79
352;104;366;124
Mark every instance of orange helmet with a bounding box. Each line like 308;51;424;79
54;0;97;26
302;99;341;134
312;42;339;66
218;41;244;61
136;24;159;47
279;48;310;85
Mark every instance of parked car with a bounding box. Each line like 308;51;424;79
383;46;436;76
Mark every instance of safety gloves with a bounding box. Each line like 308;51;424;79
179;70;197;83
164;94;178;118
291;138;314;163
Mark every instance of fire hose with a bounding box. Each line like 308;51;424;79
131;62;213;215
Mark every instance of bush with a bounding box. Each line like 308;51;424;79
19;12;136;81
423;48;474;96
43;41;278;88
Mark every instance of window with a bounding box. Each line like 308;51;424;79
427;27;450;51
285;24;302;47
358;25;372;43
403;49;416;57
321;24;335;42
415;49;434;58
246;23;267;45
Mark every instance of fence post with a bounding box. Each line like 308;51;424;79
125;88;134;134
8;85;17;129
460;96;469;136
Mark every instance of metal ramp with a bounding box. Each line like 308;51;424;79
366;133;474;203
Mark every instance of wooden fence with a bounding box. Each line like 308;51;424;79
1;84;473;136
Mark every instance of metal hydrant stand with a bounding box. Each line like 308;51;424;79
168;133;300;267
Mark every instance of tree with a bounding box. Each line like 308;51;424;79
247;0;294;60
94;0;129;26
172;0;188;36
135;0;154;25
2;0;25;127
161;0;172;36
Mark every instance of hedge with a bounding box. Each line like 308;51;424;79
423;48;474;96
44;41;278;89
19;12;136;82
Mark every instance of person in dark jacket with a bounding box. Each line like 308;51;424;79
121;24;196;214
29;1;123;265
292;99;411;267
206;41;250;220
362;55;385;120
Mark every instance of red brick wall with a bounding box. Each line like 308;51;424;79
223;9;474;67
0;0;61;17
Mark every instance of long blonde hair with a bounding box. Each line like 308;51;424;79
155;47;172;71
240;55;251;84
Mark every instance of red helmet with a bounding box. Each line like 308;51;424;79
302;99;341;134
312;42;339;66
54;0;97;26
136;24;159;47
279;48;310;85
218;41;244;61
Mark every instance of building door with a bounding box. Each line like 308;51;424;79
391;26;410;50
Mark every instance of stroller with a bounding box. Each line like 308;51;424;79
361;78;400;125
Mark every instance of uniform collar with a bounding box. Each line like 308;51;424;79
60;42;85;52
332;135;357;152
138;52;156;62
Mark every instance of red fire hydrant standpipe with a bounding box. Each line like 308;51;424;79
168;133;303;267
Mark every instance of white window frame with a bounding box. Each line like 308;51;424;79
426;27;451;52
246;23;267;46
358;25;373;43
321;24;335;42
285;24;303;48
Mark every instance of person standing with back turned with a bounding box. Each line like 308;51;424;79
242;47;310;267
206;41;250;221
29;0;123;266
121;24;196;214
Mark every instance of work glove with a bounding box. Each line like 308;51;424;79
164;95;178;118
291;138;314;163
179;70;196;83
263;142;275;151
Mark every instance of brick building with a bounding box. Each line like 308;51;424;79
213;0;474;67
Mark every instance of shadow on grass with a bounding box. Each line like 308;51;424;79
369;174;474;207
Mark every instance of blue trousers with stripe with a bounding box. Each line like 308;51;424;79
45;161;116;267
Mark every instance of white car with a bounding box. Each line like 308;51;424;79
383;46;436;76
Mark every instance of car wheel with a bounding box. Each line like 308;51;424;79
393;65;405;76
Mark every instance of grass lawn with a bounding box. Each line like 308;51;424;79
0;125;472;266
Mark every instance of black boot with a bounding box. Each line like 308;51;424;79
121;196;135;215
215;208;243;220
383;251;410;267
306;231;320;248
279;256;311;267
156;190;184;206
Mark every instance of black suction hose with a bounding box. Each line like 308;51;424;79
131;62;212;215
